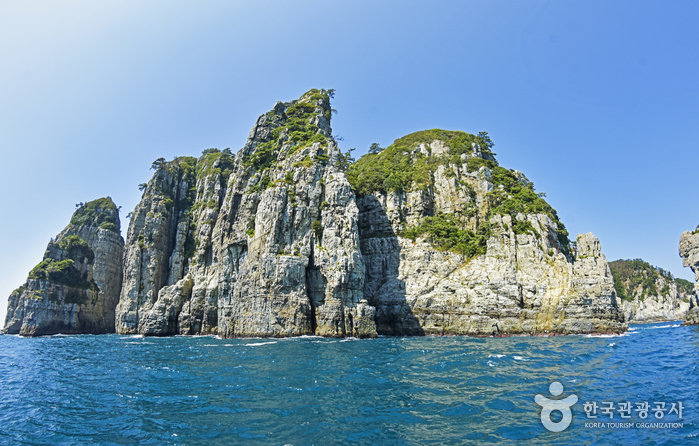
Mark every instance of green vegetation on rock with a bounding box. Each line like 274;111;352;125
347;129;570;257
64;289;88;305
58;235;95;264
609;259;677;301
196;148;234;180
675;278;696;295
71;198;120;233
312;220;323;241
243;88;332;171
28;258;93;290
347;130;493;196
402;214;491;258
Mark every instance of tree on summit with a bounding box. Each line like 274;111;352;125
151;157;166;170
369;143;383;154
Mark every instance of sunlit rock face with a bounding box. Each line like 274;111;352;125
4;198;124;336
107;90;627;337
115;89;375;338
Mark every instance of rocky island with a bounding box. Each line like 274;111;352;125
4;199;124;336
609;259;695;323
4;89;627;337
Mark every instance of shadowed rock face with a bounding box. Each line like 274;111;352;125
4;198;124;336
679;229;699;325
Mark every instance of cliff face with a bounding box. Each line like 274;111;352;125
7;90;627;337
610;259;693;323
352;137;626;336
114;95;625;337
4;198;124;336
115;89;374;337
679;228;699;325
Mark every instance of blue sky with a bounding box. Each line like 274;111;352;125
1;1;697;322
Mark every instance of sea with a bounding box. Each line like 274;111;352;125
0;322;697;445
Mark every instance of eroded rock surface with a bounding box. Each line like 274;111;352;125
4;198;124;336
115;89;375;337
610;259;693;323
6;90;626;338
355;139;626;336
679;228;699;325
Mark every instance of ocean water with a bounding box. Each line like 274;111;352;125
0;323;697;445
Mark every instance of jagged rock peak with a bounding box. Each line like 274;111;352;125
679;227;699;325
115;88;375;338
4;197;124;336
242;88;334;159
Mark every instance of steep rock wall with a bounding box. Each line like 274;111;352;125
679;228;699;325
115;89;375;337
4;198;124;336
354;138;626;335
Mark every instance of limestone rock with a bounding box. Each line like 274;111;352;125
112;93;627;337
4;198;124;336
115;89;376;338
610;259;693;323
679;228;699;325
352;131;626;336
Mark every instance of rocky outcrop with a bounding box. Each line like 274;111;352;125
621;293;690;323
679;228;699;325
6;90;627;338
115;89;375;337
610;259;693;323
354;135;626;336
111;93;627;337
4;198;124;336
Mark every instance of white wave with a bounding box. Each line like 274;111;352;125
607;343;616;347
488;354;505;358
583;333;628;338
487;361;496;367
244;341;278;347
513;356;529;361
647;324;681;329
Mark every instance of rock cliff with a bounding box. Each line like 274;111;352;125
350;133;626;335
679;227;699;325
609;259;694;323
115;89;374;337
114;96;625;337
5;89;629;337
4;198;124;336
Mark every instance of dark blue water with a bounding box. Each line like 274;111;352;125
0;323;697;445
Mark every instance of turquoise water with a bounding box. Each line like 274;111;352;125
0;323;697;445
